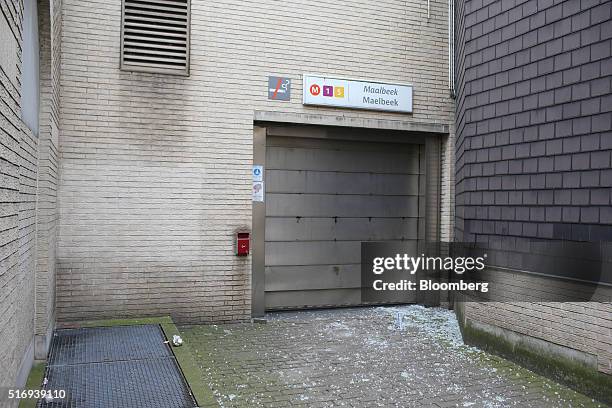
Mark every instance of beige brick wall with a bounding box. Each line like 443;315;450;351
0;0;37;392
57;0;455;323
440;125;455;243
0;0;60;390
34;0;61;357
464;301;612;375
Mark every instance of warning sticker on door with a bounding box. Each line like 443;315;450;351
253;181;264;202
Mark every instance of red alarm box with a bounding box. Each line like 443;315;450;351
236;232;250;256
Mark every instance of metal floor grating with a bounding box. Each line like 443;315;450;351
47;325;171;366
37;325;196;408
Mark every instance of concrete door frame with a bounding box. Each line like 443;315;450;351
252;115;445;317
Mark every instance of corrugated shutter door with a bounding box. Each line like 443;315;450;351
264;136;423;310
121;0;190;75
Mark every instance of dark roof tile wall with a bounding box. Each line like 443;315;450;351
455;0;612;246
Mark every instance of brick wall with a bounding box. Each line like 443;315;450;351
57;0;455;323
441;125;456;243
0;0;38;391
34;0;60;357
0;0;59;390
455;0;612;374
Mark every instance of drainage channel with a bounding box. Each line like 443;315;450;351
37;325;197;408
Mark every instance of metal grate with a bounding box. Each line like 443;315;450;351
47;325;171;366
38;325;196;408
121;0;191;75
38;358;195;408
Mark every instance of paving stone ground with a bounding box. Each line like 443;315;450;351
181;306;605;408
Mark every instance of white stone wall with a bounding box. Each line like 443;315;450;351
57;0;455;323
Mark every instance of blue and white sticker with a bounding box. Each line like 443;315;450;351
253;165;263;182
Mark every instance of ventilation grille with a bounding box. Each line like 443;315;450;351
121;0;190;75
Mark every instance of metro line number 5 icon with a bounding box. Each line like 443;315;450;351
310;84;321;96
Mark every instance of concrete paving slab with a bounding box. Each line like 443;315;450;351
182;306;605;408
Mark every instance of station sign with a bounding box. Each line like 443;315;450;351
303;75;413;113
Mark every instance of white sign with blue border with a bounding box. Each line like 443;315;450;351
253;165;263;182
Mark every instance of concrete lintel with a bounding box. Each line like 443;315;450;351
254;110;450;134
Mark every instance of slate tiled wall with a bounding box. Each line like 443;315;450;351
455;0;612;377
455;0;612;247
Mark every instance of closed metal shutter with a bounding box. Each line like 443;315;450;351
265;136;423;310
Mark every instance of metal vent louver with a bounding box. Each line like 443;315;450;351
121;0;190;75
